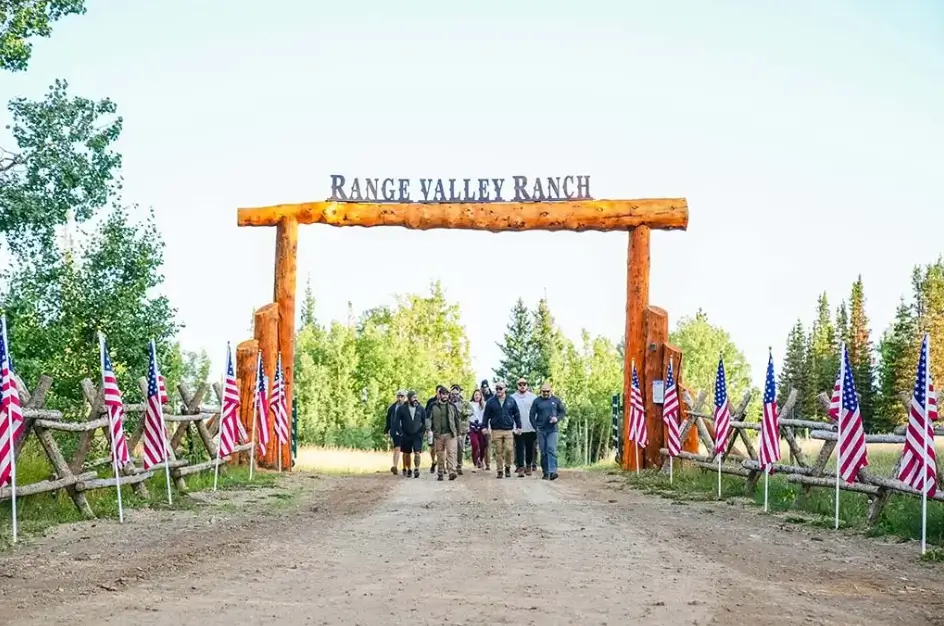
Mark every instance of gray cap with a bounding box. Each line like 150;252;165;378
396;389;407;397
406;390;417;399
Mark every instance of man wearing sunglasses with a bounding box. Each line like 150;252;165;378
529;382;566;480
511;378;538;477
383;389;407;475
482;380;522;478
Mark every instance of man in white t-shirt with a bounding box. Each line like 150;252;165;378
511;378;538;477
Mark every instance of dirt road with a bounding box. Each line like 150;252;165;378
2;469;944;625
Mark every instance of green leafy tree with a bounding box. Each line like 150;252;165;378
778;320;809;412
1;79;123;253
494;297;534;385
0;0;87;72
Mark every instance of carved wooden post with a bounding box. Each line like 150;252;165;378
235;339;259;466
643;306;668;468
622;226;650;471
663;344;698;456
274;216;298;470
254;303;280;468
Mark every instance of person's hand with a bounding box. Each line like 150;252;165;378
550;417;558;424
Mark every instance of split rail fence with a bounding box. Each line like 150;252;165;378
654;387;944;526
0;374;252;519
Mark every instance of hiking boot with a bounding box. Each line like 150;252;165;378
504;467;511;478
448;473;457;481
413;469;419;478
516;467;525;478
497;470;504;479
542;473;549;480
429;465;436;474
457;468;463;476
401;468;408;476
549;473;559;481
390;466;398;475
531;464;538;473
437;474;444;481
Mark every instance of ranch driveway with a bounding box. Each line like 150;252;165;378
1;470;943;625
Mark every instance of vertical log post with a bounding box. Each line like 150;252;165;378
254;303;280;468
643;306;668;468
622;226;650;471
663;343;698;457
274;217;298;472
235;339;259;466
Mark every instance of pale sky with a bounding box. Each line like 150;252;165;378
1;0;941;388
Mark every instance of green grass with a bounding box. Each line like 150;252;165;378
0;442;283;548
609;447;944;546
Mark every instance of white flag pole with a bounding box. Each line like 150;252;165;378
764;465;770;513
834;343;845;531
213;343;228;492
669;456;673;484
99;332;124;523
634;444;639;475
922;334;931;555
2;316;18;543
151;340;173;506
717;454;722;499
249;354;259;482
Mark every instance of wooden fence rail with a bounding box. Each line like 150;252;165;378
0;373;252;519
655;386;944;525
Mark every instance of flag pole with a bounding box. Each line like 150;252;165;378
922;334;931;555
764;465;770;513
99;332;124;523
669;456;673;484
2;316;18;543
213;343;228;492
249;354;259;482
151;340;173;506
834;343;844;531
634;444;639;475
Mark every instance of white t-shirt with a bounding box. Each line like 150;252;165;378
470;403;485;427
512;391;537;433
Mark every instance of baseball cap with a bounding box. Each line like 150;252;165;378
396;389;407;397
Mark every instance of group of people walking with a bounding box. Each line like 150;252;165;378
383;378;566;481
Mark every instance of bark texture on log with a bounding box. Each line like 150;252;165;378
275;217;298;471
238;199;689;232
253;303;280;468
643;306;668;468
622;227;650;470
236;339;259;466
664;344;698;455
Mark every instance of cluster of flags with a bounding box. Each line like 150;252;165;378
0;317;291;540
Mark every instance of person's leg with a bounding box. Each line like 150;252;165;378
514;433;525;475
413;435;422;477
538;431;549;477
524;432;536;475
484;433;491;470
434;435;446;479
456;434;464;474
469;432;481;467
532;440;539;473
546;431;559;478
429;438;437;473
401;439;413;472
391;436;401;474
492;431;504;476
446;435;458;478
502;432;513;476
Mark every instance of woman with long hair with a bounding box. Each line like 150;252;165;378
468;388;488;470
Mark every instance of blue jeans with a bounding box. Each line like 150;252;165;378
538;430;559;475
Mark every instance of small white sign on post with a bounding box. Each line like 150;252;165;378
652;379;665;404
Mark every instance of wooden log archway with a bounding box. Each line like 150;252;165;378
236;197;689;471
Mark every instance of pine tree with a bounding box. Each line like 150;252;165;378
531;297;561;385
835;301;849;351
913;258;944;386
778;320;809;413
301;276;316;328
847;276;877;430
494;298;535;384
806;293;838;417
876;299;917;429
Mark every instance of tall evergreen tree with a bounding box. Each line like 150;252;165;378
804;294;838;417
835;301;850;350
494;297;534;384
301;276;316;328
531;297;561;385
779;320;809;412
846;277;877;429
876;299;917;429
913;258;944;386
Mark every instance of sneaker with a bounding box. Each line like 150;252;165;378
516;468;525;478
497;471;504;479
413;469;419;478
531;465;538;473
525;467;532;476
390;466;398;475
401;468;408;476
448;473;457;481
542;473;549;480
485;465;491;471
429;465;436;474
437;474;444;481
504;467;511;478
457;468;463;476
549;473;559;481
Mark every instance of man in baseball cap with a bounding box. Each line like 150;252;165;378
383;389;408;475
450;384;473;475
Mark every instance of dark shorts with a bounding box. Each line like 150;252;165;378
399;434;424;454
390;433;402;448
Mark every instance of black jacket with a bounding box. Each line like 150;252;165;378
397;403;427;437
530;395;566;431
384;402;401;436
482;394;521;431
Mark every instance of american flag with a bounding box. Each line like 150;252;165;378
0;317;24;488
758;350;781;469
897;334;938;495
217;344;242;458
835;344;869;482
628;361;648;447
271;352;289;445
713;355;731;457
100;338;130;466
254;353;270;455
662;358;681;457
142;341;170;470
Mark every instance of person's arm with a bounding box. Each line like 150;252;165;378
529;400;538;430
423;406;432;434
482;401;491;430
554;397;566;422
512;400;522;430
383;405;392;434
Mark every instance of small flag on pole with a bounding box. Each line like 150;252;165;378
271;353;289;447
0;316;23;542
897;334;937;495
712;355;731;456
218;346;241;458
836;345;869;483
662;359;681;457
99;334;129;523
255;353;270;456
143;341;170;469
628;362;648;448
758;350;781;470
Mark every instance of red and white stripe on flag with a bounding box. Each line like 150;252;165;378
255;354;270;455
662;360;681;457
897;334;938;495
142;341;169;469
271;353;289;445
836;346;869;482
758;351;781;469
218;346;242;458
0;332;24;488
628;363;648;447
101;345;130;466
713;356;731;456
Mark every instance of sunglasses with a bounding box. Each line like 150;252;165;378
517;382;527;386
496;386;505;391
